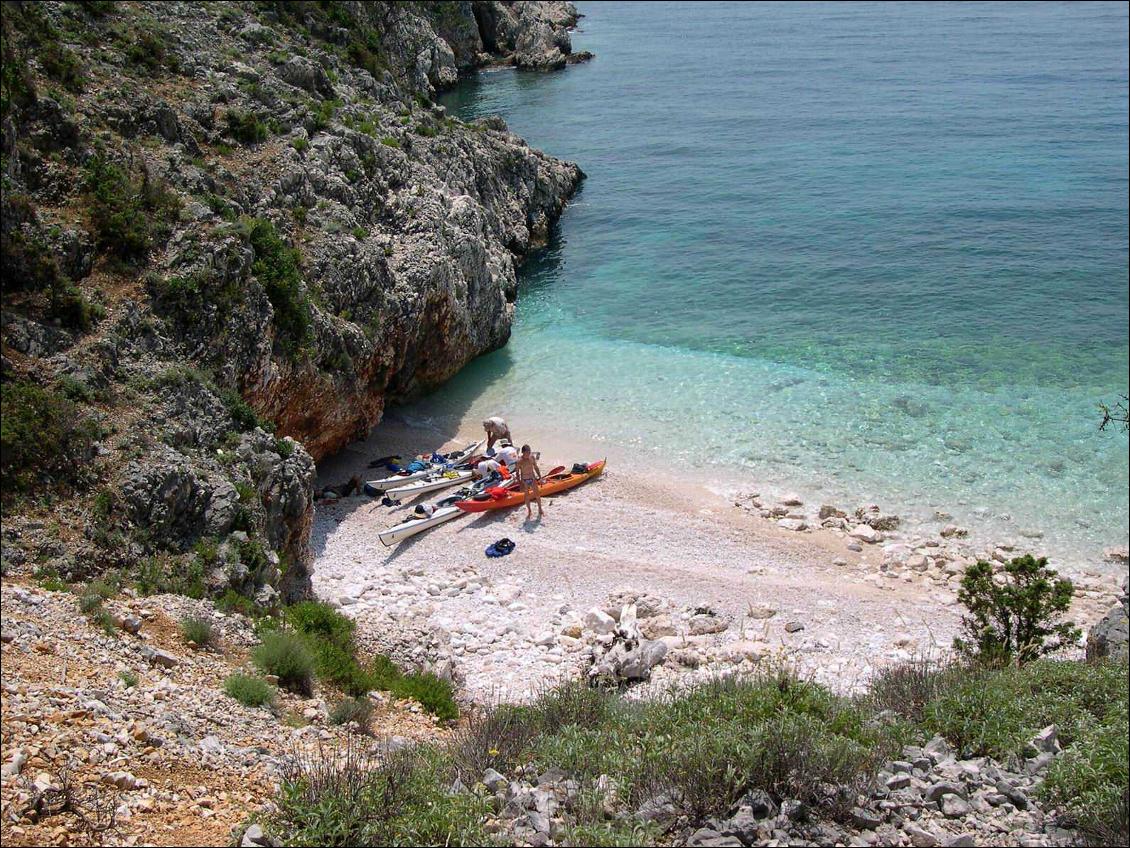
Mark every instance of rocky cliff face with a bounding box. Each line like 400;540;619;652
0;0;585;602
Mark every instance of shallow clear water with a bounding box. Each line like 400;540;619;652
407;1;1129;565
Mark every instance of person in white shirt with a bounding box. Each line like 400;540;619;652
475;458;503;480
495;442;519;468
482;416;511;452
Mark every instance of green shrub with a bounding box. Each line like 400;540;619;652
287;600;354;646
84;155;180;263
922;659;1128;759
40;41;85;90
1;381;100;504
57;375;94;403
217;588;261;617
954;555;1080;663
1043;691;1129;844
179;615;216;648
392;672;458;723
266;745;490;847
379;136;400;148
119;669;138;688
121;27;177;74
226;108;269;145
224;673;276;708
216;391;261;434
78;592;102;614
527;673;888;820
133;553;206;599
285;601;371;695
867;657;975;724
86;577;118;599
245;218;312;355
253;630;315;694
308;98;337;132
329;696;373;728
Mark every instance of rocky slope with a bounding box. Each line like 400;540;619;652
1;1;585;603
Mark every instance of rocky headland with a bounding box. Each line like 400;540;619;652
2;0;586;604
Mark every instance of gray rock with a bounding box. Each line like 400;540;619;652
926;781;966;803
278;56;335;98
526;809;550;834
942;835;976;848
482;768;507;792
1;750;27;778
241;823;273;847
940;793;971;817
885;773;912;791
1024;725;1060;757
741;789;777;819
141;646;180;669
784;621;805;633
636;794;678;824
1086;601;1129;662
850;807;883;829
903;823;939;847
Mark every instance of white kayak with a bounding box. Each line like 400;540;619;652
364;440;481;494
385;469;476;499
379;473;521;547
378;504;464;547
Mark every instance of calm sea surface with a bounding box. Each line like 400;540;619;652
407;1;1129;565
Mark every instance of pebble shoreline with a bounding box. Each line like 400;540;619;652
312;420;1128;702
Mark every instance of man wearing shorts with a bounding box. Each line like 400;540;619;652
515;444;543;520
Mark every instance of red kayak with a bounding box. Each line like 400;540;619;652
454;460;606;513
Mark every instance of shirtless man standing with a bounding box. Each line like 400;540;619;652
515;444;543;519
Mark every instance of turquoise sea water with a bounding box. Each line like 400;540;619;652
411;1;1129;565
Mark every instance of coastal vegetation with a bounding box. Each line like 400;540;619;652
262;656;1129;847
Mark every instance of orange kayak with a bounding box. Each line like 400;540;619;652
454;460;606;513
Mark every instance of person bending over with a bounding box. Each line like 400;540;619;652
515;444;543;520
482;416;511;452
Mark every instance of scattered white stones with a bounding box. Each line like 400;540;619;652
850;525;883;544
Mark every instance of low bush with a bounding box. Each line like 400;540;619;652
328;696;373;729
921;658;1127;759
78;592;102;614
392;672;458;723
224;673;276;708
286;599;355;648
40;41;85;90
179;615;217;648
121;27;177;74
226;108;269;145
865;656;975;724
219;387;262;432
133;553;206;599
253;630;315;694
119;670;138;688
1;381;100;505
216;588;262;617
245;217;312;356
1043;695;1129;844
266;743;490;847
84;155;180;263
